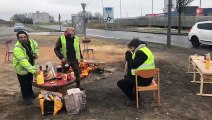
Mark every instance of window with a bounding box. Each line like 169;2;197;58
197;23;212;30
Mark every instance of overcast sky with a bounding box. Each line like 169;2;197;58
0;0;212;21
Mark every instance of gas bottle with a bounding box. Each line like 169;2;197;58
36;71;44;85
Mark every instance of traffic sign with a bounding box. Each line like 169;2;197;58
103;7;114;23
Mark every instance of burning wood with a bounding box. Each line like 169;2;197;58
79;60;108;79
79;62;97;78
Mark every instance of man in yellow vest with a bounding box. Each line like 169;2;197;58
54;27;83;89
117;38;155;105
13;31;39;105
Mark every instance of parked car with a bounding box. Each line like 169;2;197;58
14;23;25;32
188;21;212;47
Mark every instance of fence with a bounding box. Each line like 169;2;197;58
113;16;212;28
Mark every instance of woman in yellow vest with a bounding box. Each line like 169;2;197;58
13;31;40;105
117;38;155;106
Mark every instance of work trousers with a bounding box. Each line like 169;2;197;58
17;73;34;100
117;76;152;101
68;60;81;88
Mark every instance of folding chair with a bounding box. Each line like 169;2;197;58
4;40;13;62
135;68;160;110
82;39;94;59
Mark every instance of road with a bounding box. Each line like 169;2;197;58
40;25;192;48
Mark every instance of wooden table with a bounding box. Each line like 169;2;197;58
187;55;212;96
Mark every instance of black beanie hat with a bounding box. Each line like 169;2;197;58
16;30;28;39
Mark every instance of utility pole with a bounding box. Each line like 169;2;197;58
200;0;202;8
81;3;86;38
58;14;61;31
167;0;172;47
101;0;104;25
118;0;122;28
152;0;153;15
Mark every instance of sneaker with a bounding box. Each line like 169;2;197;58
23;98;32;106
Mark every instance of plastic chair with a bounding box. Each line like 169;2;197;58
135;68;160;110
82;39;94;59
4;40;13;62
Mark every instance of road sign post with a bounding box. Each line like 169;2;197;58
103;7;114;29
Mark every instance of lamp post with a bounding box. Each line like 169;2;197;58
152;0;153;15
102;0;104;24
118;0;122;28
167;0;172;47
81;3;86;38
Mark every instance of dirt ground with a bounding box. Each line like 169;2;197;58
0;35;211;120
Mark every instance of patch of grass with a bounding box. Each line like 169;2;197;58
26;24;60;32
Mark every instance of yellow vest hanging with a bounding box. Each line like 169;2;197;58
131;47;155;75
60;35;81;60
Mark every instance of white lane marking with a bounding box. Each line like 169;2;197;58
29;32;50;35
87;34;120;39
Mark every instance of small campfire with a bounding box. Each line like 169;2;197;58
79;61;97;78
78;60;112;80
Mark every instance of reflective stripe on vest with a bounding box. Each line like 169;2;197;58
60;35;81;60
131;47;155;75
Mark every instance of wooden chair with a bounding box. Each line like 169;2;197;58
135;68;160;110
4;40;13;62
82;39;94;59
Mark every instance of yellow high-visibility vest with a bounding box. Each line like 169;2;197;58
131;47;155;75
60;35;80;60
13;39;39;75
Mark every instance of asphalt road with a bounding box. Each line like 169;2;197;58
40;25;192;48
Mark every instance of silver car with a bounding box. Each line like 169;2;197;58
14;23;25;32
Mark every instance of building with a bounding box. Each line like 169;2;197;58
163;0;177;13
32;11;50;24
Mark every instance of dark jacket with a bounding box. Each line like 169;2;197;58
54;36;83;61
126;47;153;86
22;42;34;66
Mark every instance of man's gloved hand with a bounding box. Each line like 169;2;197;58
125;51;132;61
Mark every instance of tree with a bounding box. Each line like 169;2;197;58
93;12;103;20
11;14;33;24
176;0;193;33
77;11;93;20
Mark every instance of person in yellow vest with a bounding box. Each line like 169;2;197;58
117;38;155;105
54;27;83;89
13;31;40;105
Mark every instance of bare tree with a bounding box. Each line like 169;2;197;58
176;0;193;33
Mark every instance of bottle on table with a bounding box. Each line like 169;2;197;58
37;66;44;84
205;53;210;69
44;65;49;77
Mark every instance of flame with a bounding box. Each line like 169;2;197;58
79;62;96;78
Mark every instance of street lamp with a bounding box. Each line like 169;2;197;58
152;0;153;15
101;0;104;24
81;3;86;38
120;0;122;18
